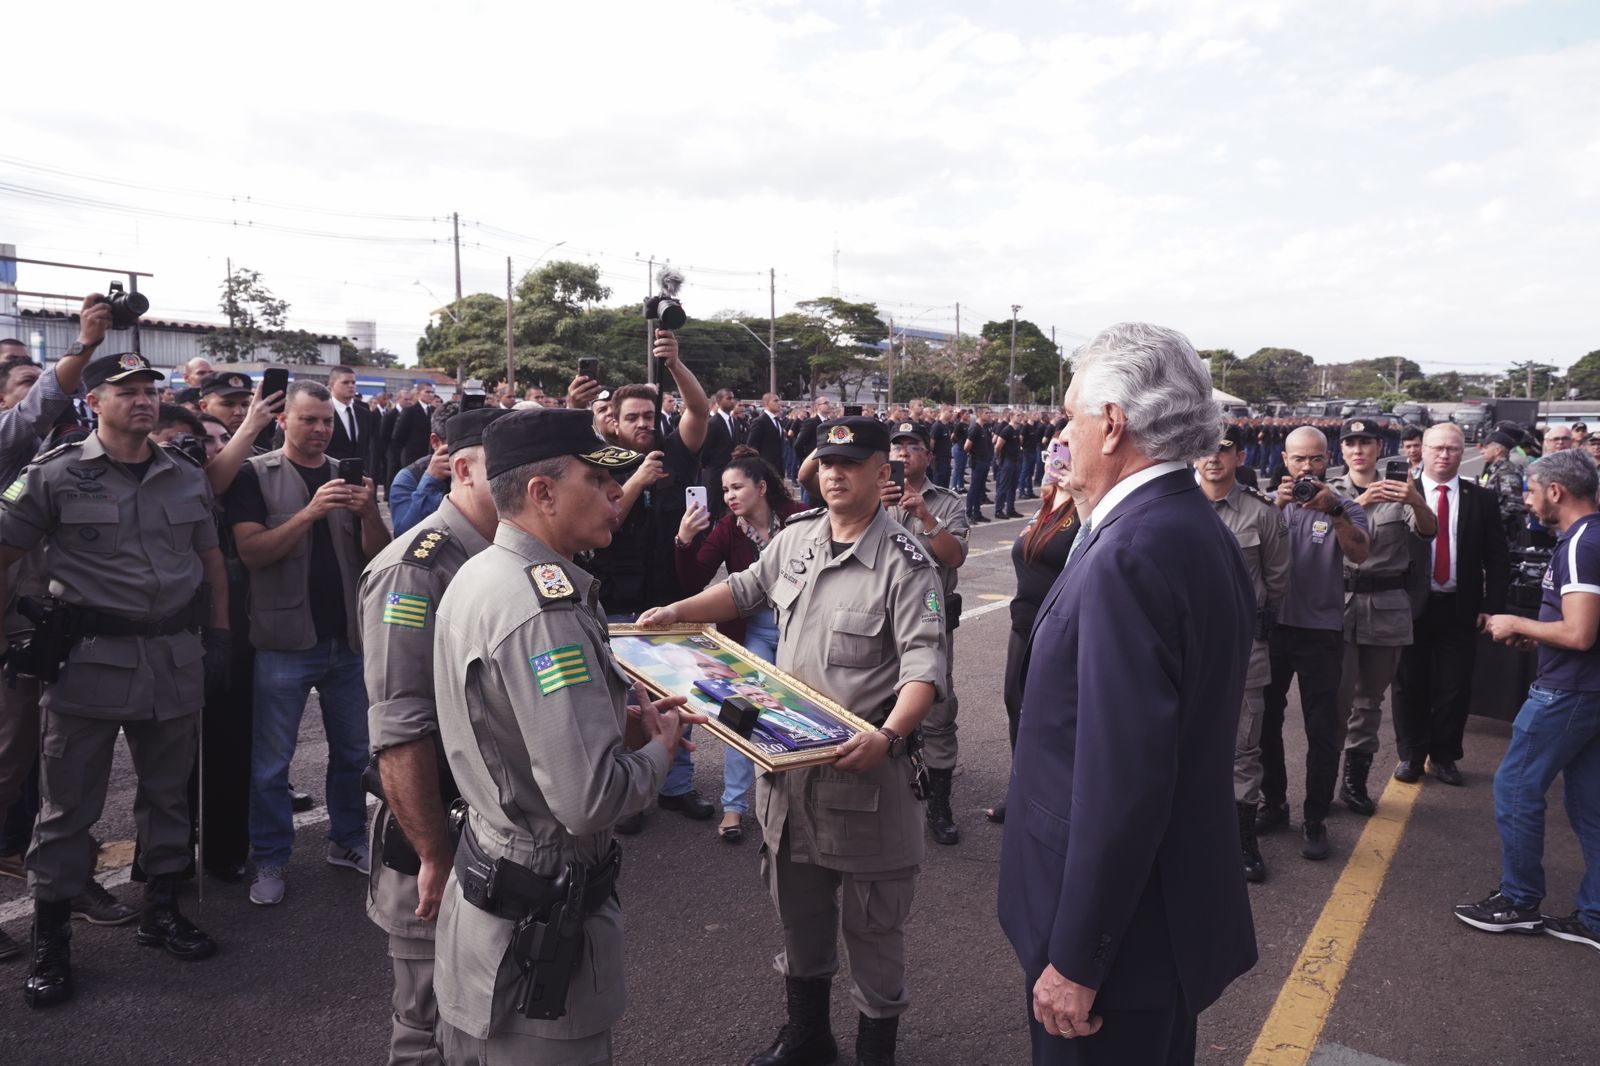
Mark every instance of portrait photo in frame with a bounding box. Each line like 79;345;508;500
607;623;874;772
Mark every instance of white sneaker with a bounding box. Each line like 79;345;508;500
250;864;287;906
327;842;370;875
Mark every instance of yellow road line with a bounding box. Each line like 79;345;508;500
1245;776;1424;1066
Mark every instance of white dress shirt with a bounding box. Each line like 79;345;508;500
332;396;360;442
1420;473;1460;592
1089;461;1189;531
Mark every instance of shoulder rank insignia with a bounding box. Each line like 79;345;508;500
1;476;24;503
528;561;579;605
789;506;826;522
158;441;202;466
890;531;931;568
30;440;84;467
402;527;451;568
1244;486;1276;508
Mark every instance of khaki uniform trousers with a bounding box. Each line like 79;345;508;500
921;630;959;770
1338;643;1403;756
763;831;917;1019
1233;687;1266;807
389;929;444;1066
29;709;195;900
439;1020;611;1066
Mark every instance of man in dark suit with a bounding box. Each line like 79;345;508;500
999;323;1257;1065
1393;421;1510;785
379;388;406;481
390;383;436;472
701;388;740;516
325;365;374;463
745;392;788;473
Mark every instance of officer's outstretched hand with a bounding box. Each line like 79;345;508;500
636;604;677;627
833;729;892;774
631;682;705;755
75;293;113;349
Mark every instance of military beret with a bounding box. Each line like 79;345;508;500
83;351;164;390
814;417;890;461
483;408;641;479
198;371;254;398
446;406;511;455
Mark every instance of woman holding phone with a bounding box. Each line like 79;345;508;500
986;427;1081;824
675;446;805;842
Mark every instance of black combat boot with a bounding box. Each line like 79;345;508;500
856;1013;900;1066
24;898;73;1009
925;768;960;846
135;877;217;961
1340;751;1378;817
1237;802;1266;884
747;976;837;1066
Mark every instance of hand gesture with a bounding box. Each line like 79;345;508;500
832;729;891;774
631;682;695;755
1032;965;1103;1041
1274;476;1296;509
76;294;113;349
306;477;355;519
879;479;905;509
567;373;602;410
241;380;284;439
1485;614;1522;644
678;502;711;544
426;443;451;482
348;476;379;516
652;330;679;367
636;604;679;627
627;450;668;490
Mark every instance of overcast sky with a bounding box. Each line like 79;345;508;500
3;0;1596;376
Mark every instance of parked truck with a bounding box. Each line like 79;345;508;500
1452;397;1539;443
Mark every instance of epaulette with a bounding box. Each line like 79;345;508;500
788;506;827;522
158;441;202;466
527;561;580;607
1244;486;1276;508
401;527;451;568
31;440;84;467
889;531;932;568
930;484;962;500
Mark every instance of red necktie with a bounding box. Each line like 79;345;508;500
1433;485;1451;586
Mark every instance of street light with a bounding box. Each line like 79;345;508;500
414;280;461;324
1009;304;1021;406
734;321;776;396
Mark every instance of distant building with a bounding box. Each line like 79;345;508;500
7;307;349;369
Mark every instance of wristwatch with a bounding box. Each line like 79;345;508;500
64;340;96;358
1329;503;1346;518
877;726;904;758
921;516;948;538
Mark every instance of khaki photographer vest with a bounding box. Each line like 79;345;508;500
244;450;364;652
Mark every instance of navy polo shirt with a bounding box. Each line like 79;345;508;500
1537;512;1600;691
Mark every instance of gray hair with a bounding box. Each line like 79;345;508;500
1070;322;1219;462
1527;449;1598;501
489;457;569;517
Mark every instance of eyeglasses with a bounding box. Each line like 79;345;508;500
1423;445;1464;454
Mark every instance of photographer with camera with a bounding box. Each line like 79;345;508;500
1258;426;1370;862
1327;420;1436;820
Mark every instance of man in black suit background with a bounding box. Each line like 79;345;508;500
390;383;436;472
701;388;740;516
999;323;1257;1065
1394;421;1510;785
745;392;788;474
325;365;374;464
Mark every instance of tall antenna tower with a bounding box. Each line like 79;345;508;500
831;234;840;298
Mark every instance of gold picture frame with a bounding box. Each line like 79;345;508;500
608;623;874;772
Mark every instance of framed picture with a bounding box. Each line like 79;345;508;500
607;623;874;772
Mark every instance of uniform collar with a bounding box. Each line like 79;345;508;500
75;431;177;476
1206;479;1245;510
435;496;492;558
808;504;890;570
492;522;597;600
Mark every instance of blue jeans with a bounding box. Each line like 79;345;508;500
1018;449;1037;495
1495;684;1600;928
723;609;779;816
250;639;370;866
609;611;697;795
966;458;990;516
995;456;1021;513
951;445;968;491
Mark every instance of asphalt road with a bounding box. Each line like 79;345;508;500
0;478;1592;1066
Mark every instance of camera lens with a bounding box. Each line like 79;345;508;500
1291;478;1318;503
657;299;686;330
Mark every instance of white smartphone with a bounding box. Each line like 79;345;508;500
685;486;708;511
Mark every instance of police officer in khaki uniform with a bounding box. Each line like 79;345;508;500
1328;419;1436;816
0;351;229;1008
883;420;969;845
643;416;947;1066
357;407;507;1066
432;409;698;1066
1198;424;1290;882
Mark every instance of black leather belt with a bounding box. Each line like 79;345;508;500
454;818;621;923
1344;573;1409;593
71;596;205;638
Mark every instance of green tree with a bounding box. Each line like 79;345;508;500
792;297;887;400
270;329;324;365
1501;361;1561;399
973;319;1058;404
202;267;292;363
1240;347;1315;404
1200;349;1240;396
415;291;512;383
1408;372;1464;402
1564;350;1600;399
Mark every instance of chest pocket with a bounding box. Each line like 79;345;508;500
59;500;121;555
165;500;211;554
827;608;886;669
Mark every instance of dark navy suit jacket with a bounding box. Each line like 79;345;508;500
998;467;1258;1013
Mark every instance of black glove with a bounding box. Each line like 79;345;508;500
202;627;232;697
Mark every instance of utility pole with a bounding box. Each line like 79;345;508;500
225;257;234;336
505;257;514;391
1053;326;1062;404
1008;304;1021;405
1526;362;1534;399
453;212;464;384
645;256;656;387
953;302;961;406
768;267;777;395
886;315;895;406
1393;356;1402;393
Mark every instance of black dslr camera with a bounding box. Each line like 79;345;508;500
642;266;687;330
104;281;150;330
1291;476;1322;503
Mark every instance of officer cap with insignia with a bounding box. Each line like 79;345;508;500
1219;424;1249;450
483;408;642;479
446;406;511;455
198;371;254;398
83;351;165;390
1339;418;1379;442
890;420;931;449
814;416;891;461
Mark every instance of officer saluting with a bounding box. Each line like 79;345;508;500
642;415;947;1066
356;407;507;1065
0;351;229;1008
431;408;700;1065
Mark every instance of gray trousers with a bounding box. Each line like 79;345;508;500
439;1020;611;1066
762;832;917;1019
390;932;444;1066
922;630;959;770
1338;642;1403;756
0;677;42;822
29;709;195;900
1233;687;1265;806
